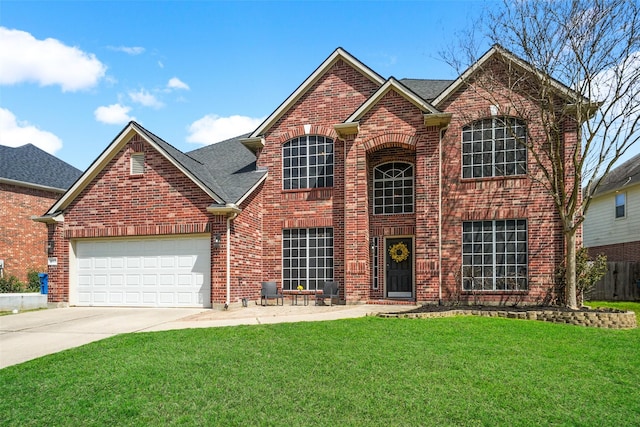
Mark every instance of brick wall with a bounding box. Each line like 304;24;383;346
47;134;227;303
587;241;640;262
258;59;380;294
0;183;61;282
438;65;569;305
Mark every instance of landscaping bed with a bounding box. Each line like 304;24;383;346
384;304;637;329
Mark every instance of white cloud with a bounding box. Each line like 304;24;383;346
0;108;63;154
186;115;265;145
94;104;135;125
129;89;164;109
167;77;190;91
0;27;106;92
108;45;145;55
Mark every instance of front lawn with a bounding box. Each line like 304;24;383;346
2;315;639;426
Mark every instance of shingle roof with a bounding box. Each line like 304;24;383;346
0;144;82;191
400;79;455;101
187;133;266;204
131;122;266;205
593;152;640;196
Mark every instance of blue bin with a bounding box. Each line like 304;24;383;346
39;273;48;295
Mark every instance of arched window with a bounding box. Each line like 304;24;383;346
462;117;527;178
373;162;414;215
282;135;334;190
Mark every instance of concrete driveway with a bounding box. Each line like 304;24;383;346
0;303;412;369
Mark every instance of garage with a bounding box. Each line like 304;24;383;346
74;237;211;308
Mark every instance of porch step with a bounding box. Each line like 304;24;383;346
366;299;416;305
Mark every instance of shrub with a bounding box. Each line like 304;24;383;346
26;269;43;293
556;248;607;306
0;274;25;293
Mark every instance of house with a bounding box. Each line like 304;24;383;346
0;144;82;282
584;153;640;262
35;46;581;308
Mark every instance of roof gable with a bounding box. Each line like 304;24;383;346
0;144;82;192
246;47;385;141
345;77;441;123
432;44;586;108
45;122;226;215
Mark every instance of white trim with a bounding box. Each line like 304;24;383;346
0;177;67;193
345;78;440;123
45;123;224;215
249;48;385;138
432;45;586;108
235;172;268;206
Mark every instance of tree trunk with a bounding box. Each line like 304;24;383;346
565;230;578;309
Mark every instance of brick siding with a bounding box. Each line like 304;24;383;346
587;241;640;262
0;183;61;282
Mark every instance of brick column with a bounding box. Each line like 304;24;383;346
343;138;370;302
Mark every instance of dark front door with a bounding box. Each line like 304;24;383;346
386;237;413;298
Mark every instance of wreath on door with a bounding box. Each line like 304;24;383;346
388;242;410;263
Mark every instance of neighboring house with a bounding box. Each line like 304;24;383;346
35;46;582;308
584;153;640;262
0;144;82;282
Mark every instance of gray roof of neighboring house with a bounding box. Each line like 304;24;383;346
0;144;82;191
594;152;640;196
400;79;455;101
131;122;266;205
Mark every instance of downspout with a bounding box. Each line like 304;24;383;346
225;209;240;308
438;126;448;305
207;203;241;308
226;216;231;307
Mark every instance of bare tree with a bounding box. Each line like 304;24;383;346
442;0;640;308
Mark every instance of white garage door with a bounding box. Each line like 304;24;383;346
75;237;211;307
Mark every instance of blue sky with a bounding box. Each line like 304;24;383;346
1;0;638;171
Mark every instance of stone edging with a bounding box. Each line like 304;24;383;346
377;309;638;329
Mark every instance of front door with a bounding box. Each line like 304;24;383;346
386;237;413;298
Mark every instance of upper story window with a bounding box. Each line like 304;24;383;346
462;117;527;179
615;193;626;218
373;162;414;215
283;135;334;190
130;153;144;175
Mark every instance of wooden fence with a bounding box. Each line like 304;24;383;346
586;261;640;301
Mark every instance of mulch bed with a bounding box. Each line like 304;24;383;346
397;304;624;315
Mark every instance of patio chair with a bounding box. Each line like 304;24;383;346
315;281;340;306
260;281;284;306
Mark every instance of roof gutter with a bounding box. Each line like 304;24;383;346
206;203;242;220
31;212;65;224
0;177;67;194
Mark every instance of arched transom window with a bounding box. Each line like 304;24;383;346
462;117;527;178
373;162;414;215
282;135;334;190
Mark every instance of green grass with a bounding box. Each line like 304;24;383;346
2;314;640;426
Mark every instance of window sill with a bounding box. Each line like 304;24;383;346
460;175;527;183
282;187;333;193
461;290;529;295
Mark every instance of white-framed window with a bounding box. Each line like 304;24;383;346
462;117;527;178
373;162;414;215
282;228;333;291
462;219;528;291
130;153;144;175
371;237;379;290
283;135;334;190
615;193;626;218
